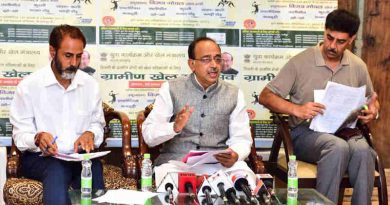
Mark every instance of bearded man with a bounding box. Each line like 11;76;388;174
10;24;105;205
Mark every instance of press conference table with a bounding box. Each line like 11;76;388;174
69;188;334;205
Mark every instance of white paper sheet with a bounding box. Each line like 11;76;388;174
93;189;157;205
310;82;366;133
185;150;230;167
53;151;111;161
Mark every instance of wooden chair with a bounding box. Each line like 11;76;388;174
266;113;388;205
135;104;265;184
3;103;138;205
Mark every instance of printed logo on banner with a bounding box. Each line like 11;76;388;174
247;109;256;120
102;16;115;26
244;19;256;29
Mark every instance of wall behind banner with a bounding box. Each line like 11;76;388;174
0;0;337;145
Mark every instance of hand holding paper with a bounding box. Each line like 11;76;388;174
214;148;238;168
182;150;231;167
310;82;366;133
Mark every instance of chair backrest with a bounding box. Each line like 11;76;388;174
136;103;265;176
136;104;161;166
7;102;137;179
102;102;137;178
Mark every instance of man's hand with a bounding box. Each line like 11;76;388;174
35;132;58;156
173;105;194;133
214;148;238;168
74;131;95;153
358;92;379;124
292;102;325;120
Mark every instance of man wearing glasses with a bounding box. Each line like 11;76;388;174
142;37;254;186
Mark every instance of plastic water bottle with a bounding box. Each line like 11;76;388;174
287;155;298;205
80;192;92;205
141;153;153;192
81;157;92;194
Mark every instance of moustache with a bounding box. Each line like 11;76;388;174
64;65;78;73
207;67;219;73
327;48;336;54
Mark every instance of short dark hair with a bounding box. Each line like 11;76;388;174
325;9;360;37
49;24;86;50
188;37;220;59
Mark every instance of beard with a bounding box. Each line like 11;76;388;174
53;53;79;80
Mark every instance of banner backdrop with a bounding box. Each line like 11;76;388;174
0;0;337;143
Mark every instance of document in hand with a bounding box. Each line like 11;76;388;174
53;150;111;161
310;81;366;133
182;150;231;167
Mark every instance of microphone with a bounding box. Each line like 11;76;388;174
225;185;241;205
197;176;216;205
255;174;274;204
178;172;197;198
208;170;239;205
231;172;259;204
156;172;179;204
200;186;213;205
253;178;270;204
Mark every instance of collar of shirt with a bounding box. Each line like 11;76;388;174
314;42;351;68
42;65;85;91
191;72;218;92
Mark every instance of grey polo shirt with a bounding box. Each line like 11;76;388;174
267;43;374;128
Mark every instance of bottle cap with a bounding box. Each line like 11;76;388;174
144;153;151;159
289;155;296;160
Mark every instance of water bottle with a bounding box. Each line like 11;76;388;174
80;192;92;205
287;155;298;205
141;153;153;192
81;157;92;194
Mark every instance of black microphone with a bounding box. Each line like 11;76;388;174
164;183;175;203
223;185;240;205
200;186;213;205
156;172;179;204
217;182;229;204
208;170;240;205
231;173;259;204
178;172;197;198
185;182;195;198
253;178;271;204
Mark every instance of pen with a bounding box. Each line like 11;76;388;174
45;136;58;152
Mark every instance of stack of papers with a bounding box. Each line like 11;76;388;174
310;82;366;133
53;151;111;161
182;150;230;167
93;189;157;204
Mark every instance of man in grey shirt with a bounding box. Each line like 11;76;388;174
259;9;379;204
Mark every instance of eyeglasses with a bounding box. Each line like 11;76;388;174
193;55;222;64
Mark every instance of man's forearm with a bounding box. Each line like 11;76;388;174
259;87;297;116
